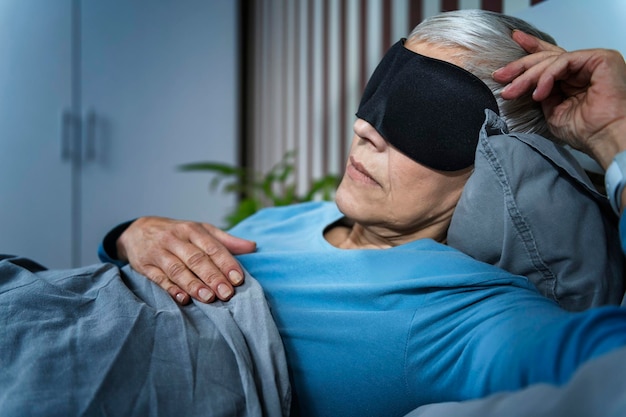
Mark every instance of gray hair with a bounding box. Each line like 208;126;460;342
408;9;558;140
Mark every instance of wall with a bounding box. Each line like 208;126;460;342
0;0;239;267
514;0;626;53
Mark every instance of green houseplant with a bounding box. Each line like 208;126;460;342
179;150;341;229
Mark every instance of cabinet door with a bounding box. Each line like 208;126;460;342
0;0;74;268
79;0;238;265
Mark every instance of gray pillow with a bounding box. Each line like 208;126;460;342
448;110;624;311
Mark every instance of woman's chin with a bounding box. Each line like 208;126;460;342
335;186;364;219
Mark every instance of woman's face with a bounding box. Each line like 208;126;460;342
334;41;473;241
335;119;472;239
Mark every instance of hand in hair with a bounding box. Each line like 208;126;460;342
493;30;626;170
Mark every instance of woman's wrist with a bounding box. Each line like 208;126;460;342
102;219;135;261
588;118;626;170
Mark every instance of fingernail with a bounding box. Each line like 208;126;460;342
229;270;243;285
501;83;511;93
198;288;213;302
175;293;186;304
217;283;234;299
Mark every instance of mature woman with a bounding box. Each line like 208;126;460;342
104;10;621;309
98;10;626;417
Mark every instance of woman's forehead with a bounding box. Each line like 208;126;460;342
402;38;466;68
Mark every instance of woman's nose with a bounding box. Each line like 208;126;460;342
353;118;386;150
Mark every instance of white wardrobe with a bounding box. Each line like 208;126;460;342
0;0;238;268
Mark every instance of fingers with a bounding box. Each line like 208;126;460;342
493;31;564;82
492;31;567;100
493;50;558;83
139;252;223;304
159;222;246;302
511;30;564;55
494;57;556;100
141;264;192;305
166;247;229;301
186;222;254;287
493;54;566;100
199;223;256;255
130;242;223;303
498;55;566;101
121;216;256;305
496;49;609;102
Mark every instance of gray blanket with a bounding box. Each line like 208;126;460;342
0;255;291;417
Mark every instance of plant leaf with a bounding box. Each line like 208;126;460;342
303;174;341;201
180;150;340;227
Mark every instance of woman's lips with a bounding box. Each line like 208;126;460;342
348;156;379;186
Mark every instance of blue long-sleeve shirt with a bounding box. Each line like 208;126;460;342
99;202;626;417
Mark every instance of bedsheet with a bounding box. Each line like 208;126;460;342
0;255;291;417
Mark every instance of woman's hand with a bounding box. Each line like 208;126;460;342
117;216;256;305
493;30;626;169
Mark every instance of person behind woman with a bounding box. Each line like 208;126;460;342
99;10;626;417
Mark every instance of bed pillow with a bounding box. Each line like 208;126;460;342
447;110;624;311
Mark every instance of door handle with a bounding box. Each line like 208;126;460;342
85;110;96;161
61;110;73;161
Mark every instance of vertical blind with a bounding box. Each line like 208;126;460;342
241;0;546;194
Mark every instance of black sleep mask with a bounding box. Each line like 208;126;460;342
356;39;499;171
